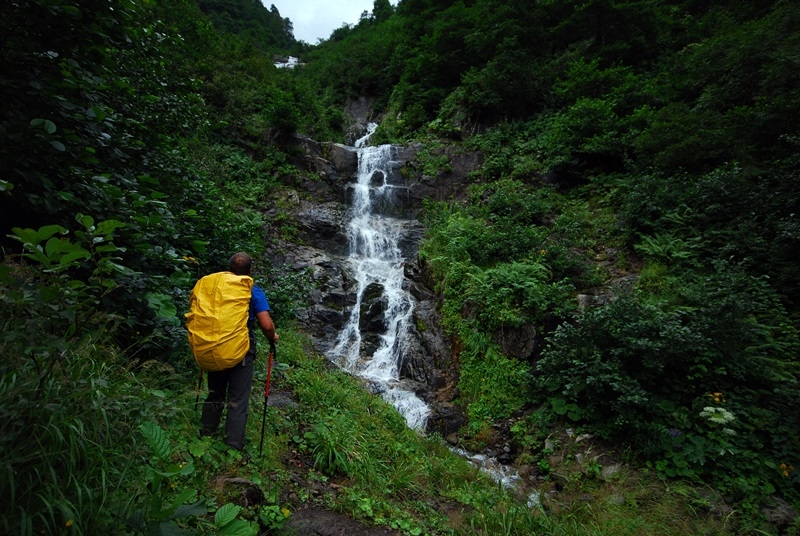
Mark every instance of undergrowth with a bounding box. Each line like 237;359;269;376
0;322;765;535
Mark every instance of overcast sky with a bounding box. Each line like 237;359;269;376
266;1;397;44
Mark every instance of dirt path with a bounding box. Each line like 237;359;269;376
279;506;401;535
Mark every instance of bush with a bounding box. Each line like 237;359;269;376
536;261;800;504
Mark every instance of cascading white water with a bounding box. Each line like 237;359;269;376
329;124;430;430
328;126;536;504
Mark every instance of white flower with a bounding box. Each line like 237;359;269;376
699;406;736;425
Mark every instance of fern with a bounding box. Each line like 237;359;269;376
634;233;703;262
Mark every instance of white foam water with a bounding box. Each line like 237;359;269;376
329;124;430;430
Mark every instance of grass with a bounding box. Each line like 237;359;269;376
0;327;777;535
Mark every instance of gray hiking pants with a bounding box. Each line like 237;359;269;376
200;344;256;450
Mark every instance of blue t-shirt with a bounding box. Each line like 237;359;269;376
250;285;271;322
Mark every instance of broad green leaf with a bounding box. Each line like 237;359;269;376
45;237;74;257
76;213;95;231
31;118;57;134
170;500;206;520
0;264;13;283
180;462;194;476
88;106;106;121
59;249;92;266
102;260;136;274
49;140;65;151
96;219;126;235
138;422;171;461
188;442;206;458
216;519;257;536
138;174;160;185
38;225;69;241
215;504;241;528
146;521;186;536
154;467;182;478
168;489;197;513
146;293;177;321
10;227;41;245
23;248;51;268
192;240;208;253
61;5;80;16
95;244;123;253
0;179;13;192
11;225;67;246
39;286;61;303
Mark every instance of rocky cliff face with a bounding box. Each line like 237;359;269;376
266;133;480;436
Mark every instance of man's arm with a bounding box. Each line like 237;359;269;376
255;310;279;343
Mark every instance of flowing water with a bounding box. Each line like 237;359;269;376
328;127;534;501
329;125;430;430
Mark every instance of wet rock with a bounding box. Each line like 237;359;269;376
517;465;533;479
762;496;797;530
497;452;514;465
359;282;388;333
369;169;385;187
491;324;538;360
600;463;621;481
267;390;299;409
395;323;431;384
276;135;344;202
607;494;626;506
295;202;349;255
325;142;359;177
404;146;480;213
425;403;467;437
343;96;377;145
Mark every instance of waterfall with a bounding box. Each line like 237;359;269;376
329;124;430;430
325;126;535;504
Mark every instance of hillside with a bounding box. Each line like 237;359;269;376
1;0;798;534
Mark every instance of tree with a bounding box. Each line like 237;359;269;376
373;0;394;23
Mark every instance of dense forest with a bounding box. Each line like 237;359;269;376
1;0;798;534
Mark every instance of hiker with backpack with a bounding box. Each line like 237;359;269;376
186;252;278;451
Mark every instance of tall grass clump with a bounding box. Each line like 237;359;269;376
0;337;148;535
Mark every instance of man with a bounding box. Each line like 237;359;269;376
200;252;279;451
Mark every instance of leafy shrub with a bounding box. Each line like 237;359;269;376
457;331;532;426
536;261;800;503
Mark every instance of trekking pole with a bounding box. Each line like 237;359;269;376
194;369;204;412
258;340;276;456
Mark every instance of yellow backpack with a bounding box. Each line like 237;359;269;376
185;272;253;371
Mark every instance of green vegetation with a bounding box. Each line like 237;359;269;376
298;0;800;530
2;0;799;534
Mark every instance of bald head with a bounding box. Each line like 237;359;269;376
229;252;252;275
